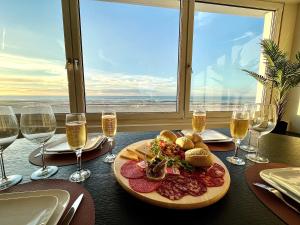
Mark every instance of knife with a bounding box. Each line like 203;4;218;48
60;193;84;225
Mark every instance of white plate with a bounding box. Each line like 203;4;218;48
181;129;233;143
44;134;104;154
0;195;58;225
0;189;70;225
260;169;300;204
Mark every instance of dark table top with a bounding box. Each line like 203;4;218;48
2;129;300;225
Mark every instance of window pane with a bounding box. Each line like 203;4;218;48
80;0;180;112
0;0;69;113
190;5;265;111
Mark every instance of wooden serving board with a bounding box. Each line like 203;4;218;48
113;140;231;209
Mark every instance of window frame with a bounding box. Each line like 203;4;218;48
56;0;283;132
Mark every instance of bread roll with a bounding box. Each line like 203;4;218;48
185;132;203;143
160;130;177;143
175;137;194;150
185;148;213;167
194;141;209;151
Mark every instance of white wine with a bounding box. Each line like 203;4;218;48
66;121;87;150
192;113;206;132
102;115;117;137
230;118;249;140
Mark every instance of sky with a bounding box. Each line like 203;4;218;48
0;0;264;100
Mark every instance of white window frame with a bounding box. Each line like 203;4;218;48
57;0;283;132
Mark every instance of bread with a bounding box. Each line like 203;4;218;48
185;148;213;167
185;132;203;143
175;137;194;150
194;141;209;151
160;130;177;143
120;150;140;161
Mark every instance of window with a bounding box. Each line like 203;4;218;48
0;0;283;128
190;3;265;111
79;0;180;112
0;0;69;113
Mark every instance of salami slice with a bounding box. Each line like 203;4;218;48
207;163;225;178
129;178;162;193
157;180;185;200
202;176;224;187
186;179;207;196
121;160;145;179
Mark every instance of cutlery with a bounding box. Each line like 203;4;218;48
60;193;84;225
253;182;300;214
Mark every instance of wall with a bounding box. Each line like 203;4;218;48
285;4;300;133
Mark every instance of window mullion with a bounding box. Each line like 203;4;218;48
67;0;86;113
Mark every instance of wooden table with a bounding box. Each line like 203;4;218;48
2;129;300;225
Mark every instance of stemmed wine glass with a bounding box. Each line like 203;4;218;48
226;106;250;165
0;106;22;190
192;106;206;133
102;110;117;163
20;104;58;180
246;104;277;163
240;104;257;153
66;113;90;182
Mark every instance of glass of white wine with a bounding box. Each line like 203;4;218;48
102;110;117;163
66;113;90;182
20;104;58;180
226;106;250;165
240;104;257;153
192;106;206;133
0;106;22;190
246;104;277;163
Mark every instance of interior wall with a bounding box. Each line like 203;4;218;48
285;4;300;133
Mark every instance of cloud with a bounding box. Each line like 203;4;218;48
1;28;5;50
98;50;115;66
194;13;214;29
232;31;254;42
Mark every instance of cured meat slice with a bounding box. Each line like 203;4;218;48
202;176;224;187
129;178;162;193
121;160;145;179
157;180;185;200
207;163;225;178
186;179;207;196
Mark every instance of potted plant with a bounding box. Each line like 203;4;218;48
242;39;300;134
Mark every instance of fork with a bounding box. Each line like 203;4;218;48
253;182;300;214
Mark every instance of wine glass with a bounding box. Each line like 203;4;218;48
102;110;117;163
226;106;250;165
192;106;206;133
20;104;58;180
0;106;22;190
66;113;90;182
246;104;277;163
240;104;257;153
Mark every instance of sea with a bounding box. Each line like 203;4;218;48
0;95;256;113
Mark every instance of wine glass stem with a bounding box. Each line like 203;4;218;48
76;149;82;171
248;130;252;146
41;142;46;170
255;136;261;158
234;139;241;158
0;148;7;180
109;138;113;154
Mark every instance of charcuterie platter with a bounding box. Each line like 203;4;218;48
113;130;230;209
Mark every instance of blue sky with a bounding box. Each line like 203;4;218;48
0;0;264;99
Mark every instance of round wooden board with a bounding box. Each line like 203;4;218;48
113;139;231;209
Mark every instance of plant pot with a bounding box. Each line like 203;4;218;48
272;121;288;134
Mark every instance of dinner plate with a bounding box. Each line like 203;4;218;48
260;169;300;204
113;139;231;209
0;189;70;225
181;129;233;143
43;134;104;155
0;195;58;225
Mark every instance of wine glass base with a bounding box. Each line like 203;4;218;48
246;154;269;163
0;174;23;191
31;166;58;180
240;145;257;153
69;169;91;183
226;156;245;165
103;153;116;163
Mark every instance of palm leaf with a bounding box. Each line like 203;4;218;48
242;69;269;85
